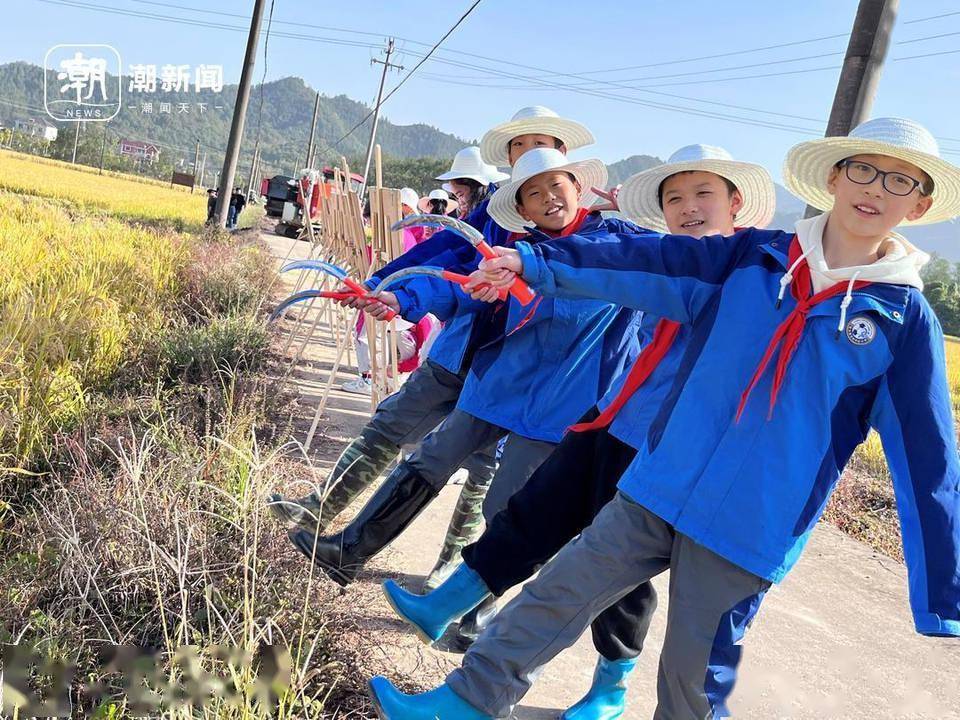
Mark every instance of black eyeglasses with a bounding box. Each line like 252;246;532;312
837;159;927;197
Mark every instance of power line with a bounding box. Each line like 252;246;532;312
21;0;960;145
331;0;483;149
903;10;960;24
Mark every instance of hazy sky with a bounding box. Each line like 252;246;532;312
3;0;960;180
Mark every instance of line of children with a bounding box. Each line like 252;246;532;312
269;108;594;625
288;146;649;650
379;143;777;719
366;117;960;718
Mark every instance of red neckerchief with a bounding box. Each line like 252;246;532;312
735;235;871;422
504;208;593;335
569;317;682;433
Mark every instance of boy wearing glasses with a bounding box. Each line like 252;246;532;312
369;118;960;719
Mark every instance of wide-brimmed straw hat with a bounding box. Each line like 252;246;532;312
417;188;458;214
618;145;777;233
399;187;420;213
783;117;960;226
480;106;595;167
436;147;509;194
488;147;606;233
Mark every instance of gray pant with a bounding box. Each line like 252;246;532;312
408;408;555;522
367;359;496;479
447;492;771;719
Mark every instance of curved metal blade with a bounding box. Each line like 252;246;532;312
391;214;485;246
371;266;446;296
279;259;349;279
269;289;335;322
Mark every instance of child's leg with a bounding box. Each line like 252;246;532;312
479;433;556;521
424;446;497;590
446;492;673;718
654;533;770;720
462;413;632;594
354;330;371;376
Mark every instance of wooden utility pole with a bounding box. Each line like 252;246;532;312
807;0;899;215
214;0;267;227
71;121;81;164
192;138;201;193
305;91;321;171
359;39;403;200
97;125;107;175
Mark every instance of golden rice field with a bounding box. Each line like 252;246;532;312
0;191;190;472
0;148;206;231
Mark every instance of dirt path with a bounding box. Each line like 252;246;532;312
264;224;960;719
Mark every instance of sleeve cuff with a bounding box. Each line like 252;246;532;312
914;612;960;637
517;241;556;295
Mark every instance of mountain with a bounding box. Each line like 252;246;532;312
606;154;662;187
769;181;960;260
0;61;471;174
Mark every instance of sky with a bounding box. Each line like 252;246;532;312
3;0;960;182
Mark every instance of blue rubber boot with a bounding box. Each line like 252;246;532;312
561;656;638;720
368;677;492;719
382;563;491;644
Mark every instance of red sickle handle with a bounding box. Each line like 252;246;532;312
340;277;398;321
441;270;508;300
474;241;536;305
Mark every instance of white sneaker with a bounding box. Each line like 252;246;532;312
341;376;372;395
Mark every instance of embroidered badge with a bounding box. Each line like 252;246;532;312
845;316;876;345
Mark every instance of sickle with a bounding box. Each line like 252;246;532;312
392;214;536;306
371;265;507;300
278;259;393;316
272;288;398;322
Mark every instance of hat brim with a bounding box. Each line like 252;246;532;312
783;137;960;226
435;168;510;184
480;117;595;167
488;159;607;234
618;160;777;233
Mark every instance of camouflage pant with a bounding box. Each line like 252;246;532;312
270;360;497;532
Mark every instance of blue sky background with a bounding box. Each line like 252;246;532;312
2;0;960;181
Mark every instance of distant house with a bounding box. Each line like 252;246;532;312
13;119;58;142
118;139;161;163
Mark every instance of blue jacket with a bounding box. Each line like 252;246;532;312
401;212;646;442
517;226;960;637
366;189;512;374
599;316;693;452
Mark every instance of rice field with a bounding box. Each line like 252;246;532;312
0;148;206;231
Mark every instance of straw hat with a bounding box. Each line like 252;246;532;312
618;144;777;233
399;187;419;213
783;117;960;226
417;188;458;214
488;148;606;233
480;106;595;167
436;147;510;194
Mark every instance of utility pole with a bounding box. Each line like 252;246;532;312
71;121;81;164
246;146;260;195
806;0;899;216
98;125;108;174
305;91;320;171
192;138;201;193
214;0;267;227
359;38;403;199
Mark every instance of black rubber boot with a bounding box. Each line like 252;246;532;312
288;462;439;587
440;593;498;653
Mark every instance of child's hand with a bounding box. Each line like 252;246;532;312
463;270;503;303
478;247;522;287
364;291;400;320
334;284;365;308
590;184;621;212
